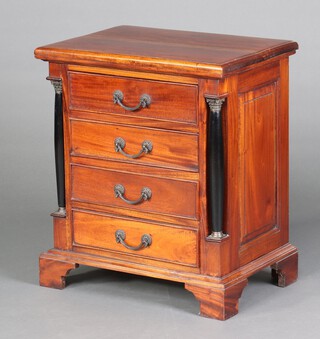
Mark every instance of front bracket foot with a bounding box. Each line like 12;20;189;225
39;253;78;289
271;251;298;287
185;279;248;320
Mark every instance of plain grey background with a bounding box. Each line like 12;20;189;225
0;0;319;338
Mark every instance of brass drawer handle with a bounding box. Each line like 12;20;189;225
114;184;152;205
115;230;152;251
114;137;153;159
113;90;151;112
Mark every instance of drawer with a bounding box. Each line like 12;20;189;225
72;210;198;266
70;120;198;171
68;72;198;124
71;165;198;219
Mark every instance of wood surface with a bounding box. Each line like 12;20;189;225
240;83;277;244
71;164;198;219
72;210;198;266
271;251;298;287
238;58;290;265
69;71;198;124
36;26;298;320
53;216;68;249
39;255;78;289
41;243;297;286
39;243;297;318
70;155;200;228
34;26;298;78
185;279;248;320
70;119;199;171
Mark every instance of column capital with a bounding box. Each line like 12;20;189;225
47;77;62;94
205;95;226;113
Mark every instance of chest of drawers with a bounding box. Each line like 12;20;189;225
35;26;298;320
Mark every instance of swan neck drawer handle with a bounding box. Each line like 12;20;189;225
115;230;152;251
114;137;153;159
114;184;152;205
113;90;151;112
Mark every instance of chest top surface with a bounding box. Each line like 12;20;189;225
34;25;298;78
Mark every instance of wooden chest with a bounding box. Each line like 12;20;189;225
35;26;298;320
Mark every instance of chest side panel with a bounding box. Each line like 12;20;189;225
239;83;277;244
237;60;289;265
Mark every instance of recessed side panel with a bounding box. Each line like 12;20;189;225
239;83;277;245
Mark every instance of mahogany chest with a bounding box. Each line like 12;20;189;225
35;26;298;320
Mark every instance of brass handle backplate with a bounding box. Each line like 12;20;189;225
115;230;152;251
113;90;151;112
114;184;152;205
114;137;153;159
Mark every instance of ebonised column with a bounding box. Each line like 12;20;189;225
48;77;66;218
205;96;227;240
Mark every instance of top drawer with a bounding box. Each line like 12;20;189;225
68;72;198;124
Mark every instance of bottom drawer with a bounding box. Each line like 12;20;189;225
72;210;198;267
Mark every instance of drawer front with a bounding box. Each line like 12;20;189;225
69;72;198;124
71;165;198;219
72;210;198;266
70;120;198;171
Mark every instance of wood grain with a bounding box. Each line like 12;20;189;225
185;279;248;320
70;155;199;181
53;215;68;249
70;119;199;171
68;64;198;84
39;255;78;289
239;83;277;244
69;109;199;133
35;26;298;78
61;64;73;250
72;210;198;266
39;243;297;318
238;61;280;92
71;164;198;219
37;26;298;319
271;251;298;287
43;243;297;287
278;58;290;245
71;201;200;229
69;71;198;124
